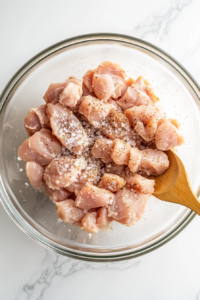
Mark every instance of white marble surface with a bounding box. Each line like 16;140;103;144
1;0;200;299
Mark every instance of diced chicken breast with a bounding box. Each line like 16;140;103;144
75;184;115;210
101;113;131;141
24;105;50;136
91;138;114;163
128;147;142;173
96;207;110;228
120;77;135;98
98;173;126;192
125;173;155;194
97;61;126;79
83;69;95;92
67;162;100;194
51;188;72;204
47;103;88;154
24;104;50;136
78;95;116;128
107;98;123;113
59;78;82;108
24;109;42;136
26;162;44;190
125;105;161;141
43;82;67;104
131;76;158;104
105;162;125;176
44;157;85;189
82;82;95;97
92;61;126;101
92;74;115;101
56;199;85;224
111;139;131;165
81;212;99;233
155;119;184;151
18;129;62;165
117;82;151;110
140;149;170;176
108;188;149;225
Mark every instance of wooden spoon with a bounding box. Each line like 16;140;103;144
152;150;200;215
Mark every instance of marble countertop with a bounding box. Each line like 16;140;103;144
1;0;200;299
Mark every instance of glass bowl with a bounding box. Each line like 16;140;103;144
0;33;200;262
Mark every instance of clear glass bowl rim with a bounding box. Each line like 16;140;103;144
0;33;199;262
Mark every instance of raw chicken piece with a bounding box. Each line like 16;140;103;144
52;189;72;204
97;61;126;79
78;95;116;128
47;103;88;154
96;207;110;228
111;139;131;165
108;188;149;225
92;74;115;101
117;79;152;110
105;162;125;176
26;162;44;190
92;61;126;101
83;69;95;92
82;82;95;97
18;129;62;165
75;184;115;210
120;77;135;98
140;149;170;176
44;82;67;104
81;212;99;233
59;78;82;107
107;98;123;113
125;173;155;194
98;173;126;192
56;200;85;224
125;105;161;141
128;147;142;173
155;119;184;151
91;138;114;163
24;105;50;136
130;76;158;104
67;161;100;194
44;156;85;189
44;183;72;203
101;113;131;141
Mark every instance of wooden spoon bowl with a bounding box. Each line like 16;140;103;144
152;150;200;215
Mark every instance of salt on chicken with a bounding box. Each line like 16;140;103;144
44;156;85;190
100;113;132;141
47;103;88;154
78;95;116;128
